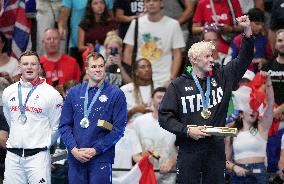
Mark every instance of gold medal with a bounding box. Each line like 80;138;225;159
201;109;211;119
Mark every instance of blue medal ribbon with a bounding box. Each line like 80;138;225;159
18;79;40;121
190;70;211;109
83;82;104;119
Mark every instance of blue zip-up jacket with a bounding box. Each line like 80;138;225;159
59;81;127;163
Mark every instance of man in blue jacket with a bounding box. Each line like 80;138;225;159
59;52;127;183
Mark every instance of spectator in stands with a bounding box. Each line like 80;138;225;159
238;0;264;14
51;80;78;184
133;87;177;184
192;0;243;54
163;0;196;45
225;74;274;184
261;29;284;126
278;133;284;180
103;31;131;87
112;120;142;178
113;0;145;39
0;31;20;83
58;0;113;68
120;58;153;123
268;0;284;51
201;22;231;67
231;8;273;73
40;28;81;92
0;77;10;182
123;0;185;88
78;0;117;54
36;0;66;55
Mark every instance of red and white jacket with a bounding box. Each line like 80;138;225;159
2;77;63;149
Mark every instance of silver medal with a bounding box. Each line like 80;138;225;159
18;114;27;124
80;117;90;128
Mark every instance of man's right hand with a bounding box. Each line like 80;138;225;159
71;147;92;163
188;126;210;140
236;15;252;37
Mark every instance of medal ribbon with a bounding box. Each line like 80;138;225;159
18;79;40;116
190;70;211;109
84;82;104;119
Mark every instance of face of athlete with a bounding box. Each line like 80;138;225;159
194;50;214;73
86;56;106;85
19;55;41;82
152;91;165;111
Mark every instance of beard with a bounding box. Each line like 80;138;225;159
275;48;284;57
279;52;284;57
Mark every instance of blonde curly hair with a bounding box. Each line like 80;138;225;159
187;41;215;63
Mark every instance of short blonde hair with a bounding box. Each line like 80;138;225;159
188;41;215;63
103;31;122;48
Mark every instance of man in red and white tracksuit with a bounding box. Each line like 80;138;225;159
2;50;63;184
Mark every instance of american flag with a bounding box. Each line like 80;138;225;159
0;0;31;59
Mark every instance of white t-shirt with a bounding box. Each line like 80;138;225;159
120;83;152;110
133;113;177;168
124;15;185;87
0;57;20;77
113;127;142;178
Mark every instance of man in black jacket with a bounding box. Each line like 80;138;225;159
158;15;254;184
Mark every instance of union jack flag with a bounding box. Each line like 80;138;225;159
0;0;31;59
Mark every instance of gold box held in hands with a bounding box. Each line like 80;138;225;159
97;120;113;131
187;125;238;137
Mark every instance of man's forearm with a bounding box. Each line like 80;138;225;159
170;49;182;79
177;0;195;25
123;45;134;65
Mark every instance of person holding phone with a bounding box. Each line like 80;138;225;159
104;31;132;87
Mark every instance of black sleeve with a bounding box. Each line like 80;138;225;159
222;35;254;88
0;113;9;133
158;83;188;138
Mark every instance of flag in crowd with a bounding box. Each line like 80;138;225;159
113;156;157;184
0;0;32;59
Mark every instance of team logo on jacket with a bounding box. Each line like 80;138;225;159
99;95;108;102
211;78;217;87
10;97;16;101
185;86;193;91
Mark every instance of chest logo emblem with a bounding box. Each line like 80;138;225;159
99;95;108;102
